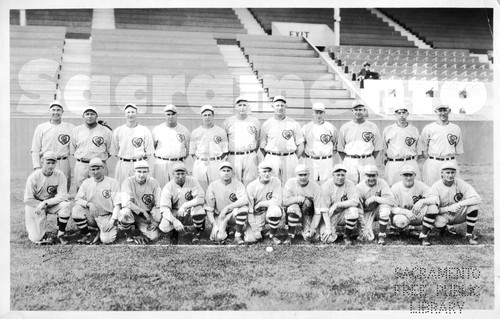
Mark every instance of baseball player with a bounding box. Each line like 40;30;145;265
71;106;112;191
382;103;422;186
205;162;249;245
118;160;161;244
23;151;71;244
319;164;362;245
338;100;383;184
110;103;154;185
301;102;338;184
223;95;260;186
260;96;304;183
420;104;464;186
31;101;75;191
190;105;228;191
71;158;121;245
390;165;439;246
151;104;191;188
159;162;206;244
431;161;481;245
282;164;328;245
245;161;283;245
356;165;395;245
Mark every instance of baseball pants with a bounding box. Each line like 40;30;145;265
71;205;118;244
343;156;376;184
74;161;109;190
118;207;161;241
319;206;360;243
158;205;206;233
25;202;71;243
358;204;391;241
391;205;439;229
210;207;248;242
264;153;299;184
114;160;137;186
227;152;258;186
244;204;282;243
56;158;71;192
152;158;184;188
434;204;479;228
192;159;223;191
423;158;459;186
384;159;420;186
303;157;335;184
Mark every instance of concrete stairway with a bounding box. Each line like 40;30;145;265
232;8;266;35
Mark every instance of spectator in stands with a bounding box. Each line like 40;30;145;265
357;62;379;88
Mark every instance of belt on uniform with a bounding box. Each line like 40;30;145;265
119;157;147;162
228;150;256;155
429;156;455;161
305;154;333;160
155;155;184;161
346;154;371;159
196;156;222;161
76;158;90;163
267;151;294;156
387;156;416;162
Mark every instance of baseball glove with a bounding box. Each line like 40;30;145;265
300;196;315;217
98;120;112;131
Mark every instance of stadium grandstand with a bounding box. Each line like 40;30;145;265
10;7;494;176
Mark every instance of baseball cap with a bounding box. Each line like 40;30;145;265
164;104;178;113
89;158;104;167
201;105;215;114
171;162;187;173
441;161;458;171
295;164;309;174
235;95;248;104
49;101;63;110
434;104;450;112
83;106;97;114
312;102;325;112
394;101;411;112
273;95;286;103
332;164;347;173
123;103;138;112
351;99;365;109
134;160;149;169
219;161;233;170
363;62;371;67
42;151;57;161
364;165;378;174
258;161;273;170
400;165;416;175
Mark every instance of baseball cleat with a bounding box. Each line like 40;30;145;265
37;236;56;245
192;232;201;244
271;236;282;245
77;234;92;244
378;234;386;245
283;236;292;245
234;235;245;245
465;234;478;245
344;237;352;245
440;226;459;237
57;235;69;245
421;238;431;246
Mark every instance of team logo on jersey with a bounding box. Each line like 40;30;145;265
282;130;293;140
341;194;348;202
454;192;463;202
229;193;238;202
47;185;57;196
58;134;70;145
102;190;111;199
412;195;423;204
447;134;458;146
177;134;186;142
375;190;381;197
405;137;416;147
320;134;332;144
142;194;154;206
185;190;194;201
266;192;273;200
92;136;104;147
362;132;374;143
247;126;257;135
132;137;143;148
213;136;222;144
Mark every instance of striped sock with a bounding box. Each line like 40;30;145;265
466;210;478;235
378;217;389;235
73;218;90;235
192;215;205;233
58;216;70;232
345;218;357;237
421;214;436;236
235;212;248;234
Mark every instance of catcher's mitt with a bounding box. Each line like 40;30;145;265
300;196;315;217
98;120;113;131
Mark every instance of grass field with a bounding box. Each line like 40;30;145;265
9;164;494;311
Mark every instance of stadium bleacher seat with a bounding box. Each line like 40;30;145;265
25;9;92;39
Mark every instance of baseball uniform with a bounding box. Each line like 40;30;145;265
72;176;121;244
261;117;304;183
110;124;154;185
31;121;75;191
420;122;464;186
190;125;228;191
302;121;338;183
338;120;383;183
223;115;260;186
383;123;422;186
24;168;71;243
151;122;191;187
71;124;112;190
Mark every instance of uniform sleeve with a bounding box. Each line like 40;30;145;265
346;182;360;204
337;125;346;152
183;127;191;156
235;181;248;202
153;182;162;209
74;180;88;206
189;129;197;155
254;118;261;146
419;125;430;153
331;125;338;151
104;128;113;159
193;180;205;201
204;183;216;212
271;179;283;206
121;179;133;205
23;174;40;207
45;172;69;206
110;129;119;156
321;181;333;207
259;121;268;149
220;127;229;153
312;184;326;213
110;179;121;206
372;124;383;151
421;183;439;205
455;126;464;155
382;126;390;150
282;180;294;202
70;128;77;156
459;180;481;201
143;127;154;157
380;180;395;201
246;183;256;212
159;185;173;210
31;125;42;168
294;121;305;145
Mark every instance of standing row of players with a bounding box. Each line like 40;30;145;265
25;150;480;246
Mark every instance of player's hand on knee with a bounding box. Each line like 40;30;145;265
178;205;188;217
328;204;338;217
146;223;157;232
133;235;150;245
413;201;424;213
142;211;151;223
447;203;460;215
173;219;185;232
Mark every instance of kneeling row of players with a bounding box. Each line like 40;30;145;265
24;151;481;246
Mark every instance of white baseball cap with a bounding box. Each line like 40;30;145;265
49;101;63;110
295;164;309;174
201;105;214;114
42;151;57;161
312;102;325;112
351;100;365;109
134;160;149;169
164;104;178;113
83;106;97;114
123;103;138;112
89;158;104;167
400;165;416;175
434;104;450;112
441;161;458;171
273;95;286;103
364;165;378;174
332;164;347;173
394;101;411;112
235;95;248;104
219;161;233;170
258;161;273;170
171;162;187;173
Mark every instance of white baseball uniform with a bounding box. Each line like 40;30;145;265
301;121;338;183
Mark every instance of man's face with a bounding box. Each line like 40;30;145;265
332;171;346;186
42;159;57;174
297;172;309;187
134;168;149;183
402;173;416;188
83;111;98;126
49;106;63;121
201;110;214;126
365;173;378;187
235;101;249;115
259;168;272;183
435;108;450;122
219;167;233;181
441;169;456;183
273;101;286;116
90;165;104;180
165;111;177;126
395;109;409;124
173;170;186;185
312;110;324;122
352;106;365;121
124;107;137;121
